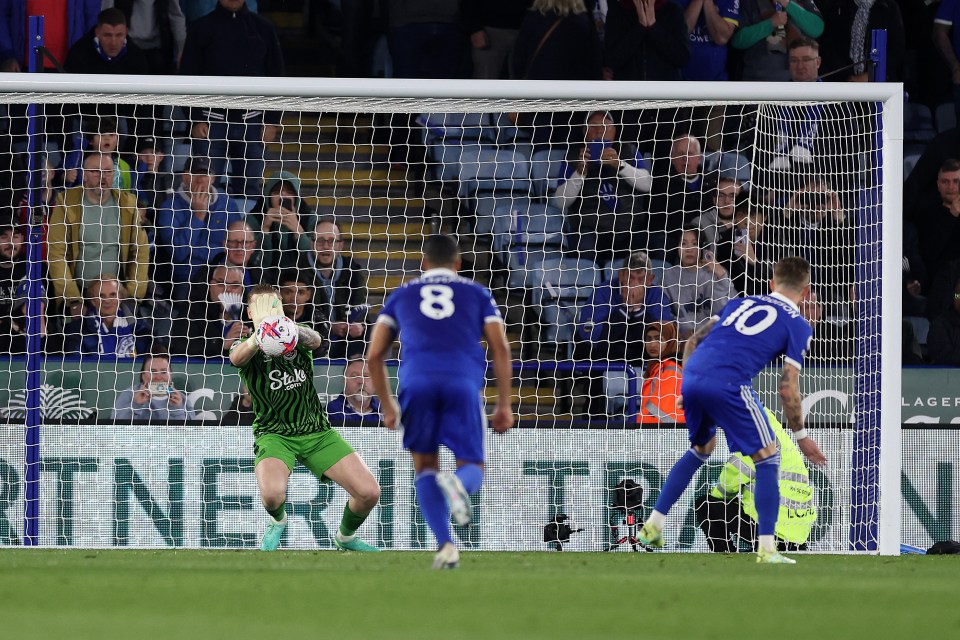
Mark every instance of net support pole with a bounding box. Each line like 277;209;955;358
21;15;45;547
873;29;902;556
850;29;901;553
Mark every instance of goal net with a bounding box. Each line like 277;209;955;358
0;75;901;553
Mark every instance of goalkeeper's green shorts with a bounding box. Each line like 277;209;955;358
254;430;355;482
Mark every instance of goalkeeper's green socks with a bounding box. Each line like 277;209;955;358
267;503;286;522
335;502;379;551
339;502;369;538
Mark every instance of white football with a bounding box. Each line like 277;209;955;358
256;315;299;357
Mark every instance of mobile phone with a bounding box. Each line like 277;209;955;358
281;197;295;211
587;140;610;163
148;382;172;397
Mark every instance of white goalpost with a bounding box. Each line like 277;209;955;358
0;74;902;554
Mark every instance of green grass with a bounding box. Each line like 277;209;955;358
0;550;956;640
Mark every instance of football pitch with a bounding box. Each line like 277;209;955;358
0;550;956;640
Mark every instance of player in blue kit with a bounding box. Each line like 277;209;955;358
638;256;827;563
367;234;514;569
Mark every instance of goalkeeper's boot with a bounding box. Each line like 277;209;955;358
437;472;471;526
334;534;380;552
637;523;664;549
432;542;460;570
260;515;287;551
756;548;797;564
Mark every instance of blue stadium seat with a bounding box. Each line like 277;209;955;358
936;102;956;133
904;103;937;143
486;112;532;145
473;193;516;236
489;199;565;291
459;145;531;197
603;370;632;417
906;315;930;346
530;147;567;199
505;247;565;291
417;112;489;143
426;142;481;183
530;257;600;343
704;150;751;184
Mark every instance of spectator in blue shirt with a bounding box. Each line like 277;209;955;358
63;274;155;357
326;353;382;424
679;0;740;81
154;156;244;303
575;250;674;366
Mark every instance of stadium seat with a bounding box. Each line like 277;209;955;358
603;370;632;417
426;141;481;183
530;147;567;199
904;103;937;143
704;150;751;184
530;257;601;343
418;112;489;144
935;102;956;133
490;199;566;291
906;315;930;347
459;145;531;197
473;193;517;237
485;112;532;145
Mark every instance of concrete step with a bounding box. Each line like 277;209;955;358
280;113;375;131
268;141;389;160
484;384;559;406
300;167;406;186
341;220;429;240
307;196;426;216
366;273;412;294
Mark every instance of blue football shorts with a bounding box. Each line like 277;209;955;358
681;373;775;456
398;373;486;463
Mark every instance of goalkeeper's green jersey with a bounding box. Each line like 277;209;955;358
230;334;330;437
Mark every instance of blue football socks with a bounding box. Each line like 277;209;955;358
754;453;781;537
653;448;710;516
415;470;453;548
455;463;484;495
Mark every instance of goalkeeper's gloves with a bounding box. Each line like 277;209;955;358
250;294;282;327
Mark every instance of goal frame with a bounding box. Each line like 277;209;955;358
0;73;903;554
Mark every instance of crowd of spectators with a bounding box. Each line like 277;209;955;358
0;0;957;424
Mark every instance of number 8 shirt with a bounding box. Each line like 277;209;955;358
375;267;503;459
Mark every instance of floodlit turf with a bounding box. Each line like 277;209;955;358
0;550;956;640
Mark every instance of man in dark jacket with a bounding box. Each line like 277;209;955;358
64;8;152;142
604;0;690;81
179;0;284;197
301;217;370;358
65;8;150;74
928;276;960;366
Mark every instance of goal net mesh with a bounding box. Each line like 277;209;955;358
0;84;893;552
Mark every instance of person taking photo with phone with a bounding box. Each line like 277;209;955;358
112;350;196;422
248;170;317;283
552;110;653;266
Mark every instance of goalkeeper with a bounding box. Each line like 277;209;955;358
230;284;381;551
695;408;816;552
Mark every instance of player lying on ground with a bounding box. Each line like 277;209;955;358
638;256;827;564
230;284;381;552
367;234;514;569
